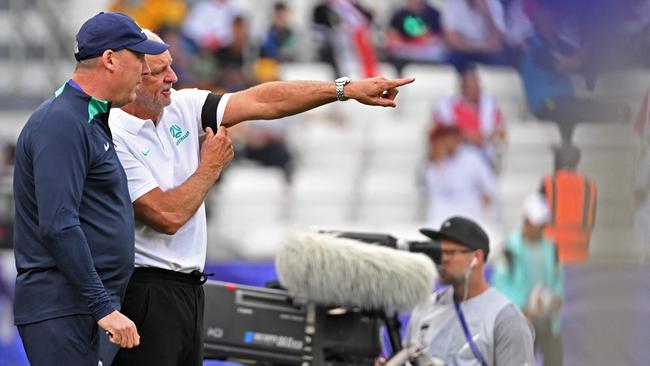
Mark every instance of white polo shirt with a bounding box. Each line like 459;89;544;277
442;0;505;49
109;88;231;273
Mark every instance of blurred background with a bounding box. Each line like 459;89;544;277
1;0;650;365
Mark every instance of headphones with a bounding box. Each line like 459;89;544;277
469;256;478;269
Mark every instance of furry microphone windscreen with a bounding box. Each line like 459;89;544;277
276;232;436;312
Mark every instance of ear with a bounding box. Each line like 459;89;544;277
476;248;486;264
470;257;478;269
101;49;116;72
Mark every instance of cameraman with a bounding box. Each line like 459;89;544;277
405;216;535;366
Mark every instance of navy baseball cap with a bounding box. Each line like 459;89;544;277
74;12;169;61
420;216;490;260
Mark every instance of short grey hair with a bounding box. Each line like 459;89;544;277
76;57;99;69
142;29;163;43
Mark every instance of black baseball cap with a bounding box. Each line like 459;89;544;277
419;216;490;260
74;12;169;61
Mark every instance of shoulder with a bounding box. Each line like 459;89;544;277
496;302;525;321
31;96;87;138
494;304;535;347
171;88;210;104
108;108;134;132
493;303;536;364
495;303;533;336
167;88;212;118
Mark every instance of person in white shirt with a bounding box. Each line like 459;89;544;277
433;64;507;171
442;0;509;70
422;125;497;229
109;29;414;366
182;0;242;52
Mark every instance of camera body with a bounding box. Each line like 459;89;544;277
203;280;381;366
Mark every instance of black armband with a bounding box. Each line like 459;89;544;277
201;92;222;131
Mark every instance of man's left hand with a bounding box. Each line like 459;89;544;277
346;76;415;108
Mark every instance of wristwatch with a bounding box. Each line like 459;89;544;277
335;76;351;101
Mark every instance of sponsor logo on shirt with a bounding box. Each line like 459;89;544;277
142;149;151;157
170;124;183;138
169;123;190;146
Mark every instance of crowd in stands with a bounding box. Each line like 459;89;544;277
106;0;649;186
109;0;650;90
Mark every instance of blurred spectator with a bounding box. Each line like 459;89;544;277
441;0;509;70
385;0;447;75
501;0;534;51
110;0;187;32
552;0;650;86
235;121;295;184
311;0;379;78
540;144;596;264
433;64;506;171
0;143;15;176
493;192;564;366
520;4;631;144
621;0;650;66
183;0;242;53
633;92;650;257
215;15;248;69
260;2;297;62
215;16;253;92
312;1;340;74
421;125;497;228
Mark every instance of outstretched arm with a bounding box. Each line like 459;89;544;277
220;76;415;127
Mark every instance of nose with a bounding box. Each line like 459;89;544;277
165;66;178;84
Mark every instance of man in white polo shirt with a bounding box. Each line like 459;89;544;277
109;30;414;365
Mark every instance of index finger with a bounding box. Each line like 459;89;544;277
386;77;415;88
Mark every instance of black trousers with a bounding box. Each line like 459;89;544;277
112;268;205;366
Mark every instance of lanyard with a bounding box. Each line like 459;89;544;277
454;301;488;366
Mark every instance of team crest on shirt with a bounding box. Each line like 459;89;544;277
169;123;190;146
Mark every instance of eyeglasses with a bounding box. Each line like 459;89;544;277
440;248;474;259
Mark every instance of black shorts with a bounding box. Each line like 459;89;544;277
112;267;205;366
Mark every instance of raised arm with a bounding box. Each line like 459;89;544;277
131;127;234;235
220;76;415;127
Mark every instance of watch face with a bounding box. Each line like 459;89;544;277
335;76;351;84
